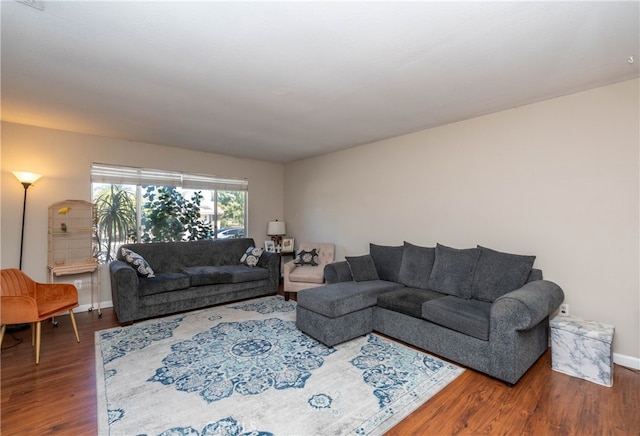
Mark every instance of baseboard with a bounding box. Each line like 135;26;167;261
76;301;113;313
614;353;640;370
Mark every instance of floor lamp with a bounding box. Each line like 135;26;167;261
13;171;42;270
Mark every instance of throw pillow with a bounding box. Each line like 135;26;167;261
397;241;436;289
239;246;264;267
471;246;536;302
426;243;480;298
345;254;380;282
295;249;319;266
369;243;404;282
121;247;155;278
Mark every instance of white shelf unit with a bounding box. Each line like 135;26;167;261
47;200;101;316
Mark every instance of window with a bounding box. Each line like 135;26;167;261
91;163;248;262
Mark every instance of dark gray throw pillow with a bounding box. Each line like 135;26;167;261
397;241;436;289
471;246;536;302
426;243;480;298
345;254;380;282
369;243;404;282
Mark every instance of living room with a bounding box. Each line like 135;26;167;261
1;1;639;434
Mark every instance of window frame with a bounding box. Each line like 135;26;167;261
91;163;248;261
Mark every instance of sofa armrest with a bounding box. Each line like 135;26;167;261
283;260;297;287
109;260;140;323
324;261;353;284
491;280;564;331
257;251;280;292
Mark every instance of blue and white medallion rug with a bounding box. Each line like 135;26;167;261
95;296;464;435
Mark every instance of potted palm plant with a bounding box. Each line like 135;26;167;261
94;185;136;262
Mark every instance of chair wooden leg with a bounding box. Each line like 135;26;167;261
31;323;36;346
69;310;80;343
35;321;42;365
0;324;6;347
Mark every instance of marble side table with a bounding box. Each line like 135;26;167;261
550;315;614;387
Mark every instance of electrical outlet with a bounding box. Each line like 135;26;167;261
74;280;82;290
560;303;569;316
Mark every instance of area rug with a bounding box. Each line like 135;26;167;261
95;296;464;435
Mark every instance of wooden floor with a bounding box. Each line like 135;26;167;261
1;306;639;435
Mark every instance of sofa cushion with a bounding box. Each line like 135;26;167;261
397;242;435;289
182;266;233;286
369;243;404;282
345;255;380;282
221;265;270;283
376;288;447;319
527;268;543;282
239;246;264;267
295;248;319;266
138;272;190;297
427;244;480;298
297;280;403;318
121;247;155;278
421;296;492;340
289;265;324;284
471;246;536;302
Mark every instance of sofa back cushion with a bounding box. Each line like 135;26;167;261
323;261;354;284
182;266;232;286
117;238;255;273
397;242;435;289
377;287;446;319
369;243;404;282
427;244;480;298
471;246;536;302
345;254;380;282
527;268;543;282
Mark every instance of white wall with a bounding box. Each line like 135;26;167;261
1;123;284;308
284;79;639;362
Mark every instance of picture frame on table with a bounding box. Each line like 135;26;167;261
281;238;294;253
264;240;276;253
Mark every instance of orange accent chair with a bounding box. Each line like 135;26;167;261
1;268;80;364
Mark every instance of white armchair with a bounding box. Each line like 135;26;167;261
283;242;335;301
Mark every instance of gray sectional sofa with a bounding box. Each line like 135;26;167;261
109;238;279;324
296;242;564;385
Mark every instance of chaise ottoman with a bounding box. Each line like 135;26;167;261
296;280;403;346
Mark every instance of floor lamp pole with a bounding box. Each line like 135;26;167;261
13;171;42;270
10;187;29;333
18;182;30;270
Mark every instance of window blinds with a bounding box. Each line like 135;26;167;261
91;163;248;191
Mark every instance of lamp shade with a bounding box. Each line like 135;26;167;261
267;220;286;236
13;171;42;185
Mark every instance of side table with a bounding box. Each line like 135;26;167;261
278;251;295;276
550;315;614;387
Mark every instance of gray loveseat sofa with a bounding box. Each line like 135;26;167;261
296;242;564;385
110;238;279;324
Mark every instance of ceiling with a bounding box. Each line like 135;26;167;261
2;1;639;163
